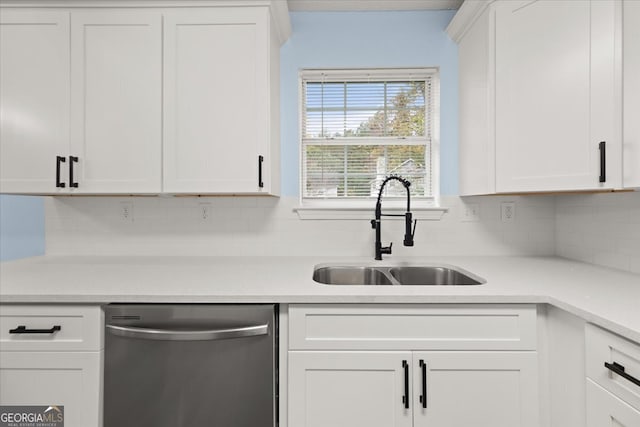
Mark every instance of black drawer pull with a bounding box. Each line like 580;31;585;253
604;362;640;387
599;141;606;183
69;156;79;188
402;360;409;409
258;155;264;188
9;325;62;334
56;156;66;188
419;359;427;408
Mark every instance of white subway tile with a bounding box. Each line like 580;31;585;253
43;195;558;258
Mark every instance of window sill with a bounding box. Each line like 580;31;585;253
293;205;449;220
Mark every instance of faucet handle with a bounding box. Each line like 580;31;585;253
404;213;417;246
371;219;377;229
381;242;392;255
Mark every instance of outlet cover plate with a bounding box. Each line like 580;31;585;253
120;201;134;222
501;202;516;223
461;203;480;222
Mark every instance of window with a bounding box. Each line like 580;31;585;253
300;68;439;210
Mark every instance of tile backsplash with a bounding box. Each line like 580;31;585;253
44;192;640;274
555;192;640;274
45;195;556;258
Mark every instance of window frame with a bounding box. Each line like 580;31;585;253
296;67;443;219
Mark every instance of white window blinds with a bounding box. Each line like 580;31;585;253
301;68;436;200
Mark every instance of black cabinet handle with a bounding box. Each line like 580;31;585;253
402;360;409;409
56;156;66;188
9;325;61;334
599;141;606;183
258;155;264;188
69;156;79;188
605;362;640;387
419;359;427;408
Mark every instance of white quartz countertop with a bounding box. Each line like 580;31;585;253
1;255;639;343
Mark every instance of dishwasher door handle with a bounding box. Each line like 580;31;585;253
106;323;269;341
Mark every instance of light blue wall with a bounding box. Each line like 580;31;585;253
0;195;45;261
280;10;459;196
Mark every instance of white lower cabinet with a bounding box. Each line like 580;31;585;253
287;304;539;427
412;352;538;427
585;324;640;427
0;305;103;427
587;380;640;427
289;350;539;427
0;352;102;427
289;351;412;427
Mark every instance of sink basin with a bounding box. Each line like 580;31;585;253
389;266;484;286
312;266;395;286
313;264;485;286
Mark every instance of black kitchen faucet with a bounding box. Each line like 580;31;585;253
370;175;417;260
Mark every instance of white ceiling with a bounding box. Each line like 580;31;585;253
287;0;464;12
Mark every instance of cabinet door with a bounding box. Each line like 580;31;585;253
458;5;495;196
70;11;162;194
0;351;102;427
495;0;619;192
0;11;70;194
412;352;539;427
163;8;270;194
289;351;413;427
624;0;640;189
587;379;640;427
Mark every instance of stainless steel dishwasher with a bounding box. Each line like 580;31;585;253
104;304;277;427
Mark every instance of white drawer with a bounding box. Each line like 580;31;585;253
288;304;537;350
0;305;103;352
587;379;640;426
586;324;640;410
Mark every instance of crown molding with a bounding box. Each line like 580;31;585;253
445;0;492;43
0;0;291;43
288;0;463;12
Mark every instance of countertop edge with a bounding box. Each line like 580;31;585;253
1;293;638;344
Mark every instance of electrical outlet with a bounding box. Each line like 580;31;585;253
120;201;134;222
199;202;212;222
461;203;480;222
501;202;516;223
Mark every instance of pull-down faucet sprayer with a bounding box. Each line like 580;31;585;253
370;175;417;260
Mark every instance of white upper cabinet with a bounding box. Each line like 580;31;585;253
0;11;70;194
623;0;640;189
163;7;279;195
451;0;627;195
495;0;619;192
70;11;162;194
0;2;288;195
455;4;495;196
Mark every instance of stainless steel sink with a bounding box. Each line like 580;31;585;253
312;266;395;286
389;266;484;286
313;264;485;286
